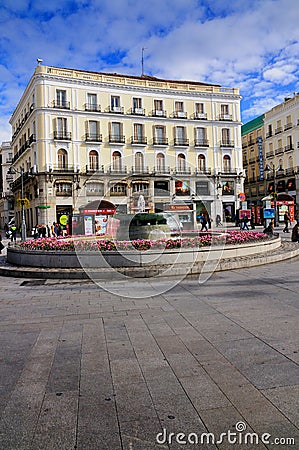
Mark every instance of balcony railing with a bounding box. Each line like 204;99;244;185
285;167;295;176
107;165;127;174
51;165;76;172
56;190;72;197
54;131;71;140
275;147;284;155
266;151;274;158
108;134;125;143
220;168;237;174
219;114;232;121
52;101;70;109
106;106;124;114
172;111;187;119
194;167;211;175
275;127;283;134
84;103;101;112
249;157;256;164
191;112;207;120
266;132;272;138
85;133;102;142
131;136;147;145
85;165;104;174
284;122;292;130
152;137;168;145
150;110;167;117
152;166;171;174
285;144;293;152
174;167;191;175
131;166;150;174
129;107;145;116
220;140;234;147
174;138;189;146
194;139;209;147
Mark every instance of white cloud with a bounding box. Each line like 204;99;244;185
1;0;299;141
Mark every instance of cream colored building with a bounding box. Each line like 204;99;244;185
9;64;243;232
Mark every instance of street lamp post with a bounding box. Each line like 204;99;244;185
264;162;284;226
8;166;26;241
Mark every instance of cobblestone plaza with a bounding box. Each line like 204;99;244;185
0;253;298;449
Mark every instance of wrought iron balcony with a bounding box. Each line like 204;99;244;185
174;167;191;175
266;132;272;138
266;151;274;158
108;134;125;143
275;147;284;155
152;166;171;174
152;137;168;145
107;165;127;174
174;138;189;146
219;140;234;147
85;164;104;174
54;131;72;140
131;136;147;145
285;144;293;152
194;167;211;175
85;133;102;142
150;110;167;118
106;106;124;114
191;112;207;120
219;114;232;121
52;101;70;109
51;165;76;172
172;111;187;119
131;166;150;174
275;127;283;134
194;139;209;147
129;107;145;116
84;103;101;112
284;122;292;130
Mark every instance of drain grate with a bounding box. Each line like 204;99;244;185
20;280;46;286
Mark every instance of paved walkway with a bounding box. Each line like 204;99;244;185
0;254;298;449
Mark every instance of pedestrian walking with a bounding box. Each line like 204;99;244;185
242;215;250;230
283;212;290;233
200;214;208;232
10;224;17;242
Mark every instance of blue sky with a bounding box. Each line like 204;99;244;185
1;0;299;141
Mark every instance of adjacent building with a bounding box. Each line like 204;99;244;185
242;94;299;223
9;63;243;232
0;141;14;228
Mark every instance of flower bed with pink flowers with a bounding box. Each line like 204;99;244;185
18;230;269;252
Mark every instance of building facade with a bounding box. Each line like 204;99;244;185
242;94;299;223
9;64;243;232
0;141;14;228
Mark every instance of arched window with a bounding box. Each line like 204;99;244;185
112;151;122;171
135;152;144;172
223;155;231;172
89;150;99;170
278;158;283;169
198;154;206;172
57;149;68;169
156;153;165;172
288;156;293;169
178;153;186;171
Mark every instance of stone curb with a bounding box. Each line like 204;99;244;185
0;241;298;280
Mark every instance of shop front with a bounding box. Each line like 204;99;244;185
73;199;116;236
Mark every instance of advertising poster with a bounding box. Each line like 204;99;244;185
84;216;93;235
95;215;108;235
263;208;275;219
239;209;251;220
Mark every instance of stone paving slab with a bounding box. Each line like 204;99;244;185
0;254;298;449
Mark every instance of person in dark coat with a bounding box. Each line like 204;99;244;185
291;222;299;242
283;212;290;233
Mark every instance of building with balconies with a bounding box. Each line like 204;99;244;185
9;64;243;232
0;141;15;228
242;93;299;223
